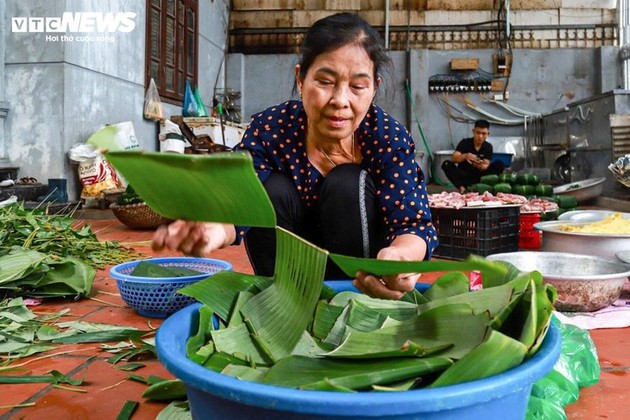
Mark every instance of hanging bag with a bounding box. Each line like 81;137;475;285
143;78;165;121
183;80;199;117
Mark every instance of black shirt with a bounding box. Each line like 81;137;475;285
455;138;493;170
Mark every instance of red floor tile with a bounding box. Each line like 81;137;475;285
3;214;630;419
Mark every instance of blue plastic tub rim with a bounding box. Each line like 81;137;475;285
491;152;514;167
109;257;233;283
156;280;561;417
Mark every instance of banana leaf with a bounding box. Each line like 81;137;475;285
222;364;268;382
105;151;276;227
0;298;37;320
239;227;328;362
400;289;429;304
0;248;48;285
321;305;351;347
418;281;518;317
191;342;215;366
0;250;94;298
311;300;345;340
429;329;527;388
211;323;274;366
143;378;187;401
186;305;215;362
156;401;191;420
15;257;95;299
422;272;470;301
0;369;82;385
262;355;453;390
345;299;390;332
328;254;510;286
131;261;203;278
291;331;326;357
179;271;272;322
528;282;555;356
331;292;420;321
226;291;255;327
325;303;489;360
330;291;419;313
201;351;248;372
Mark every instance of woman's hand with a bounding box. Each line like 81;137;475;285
352;235;427;300
152;220;236;257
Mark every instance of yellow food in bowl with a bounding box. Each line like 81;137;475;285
561;212;630;234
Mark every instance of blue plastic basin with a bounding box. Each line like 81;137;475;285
156;280;561;419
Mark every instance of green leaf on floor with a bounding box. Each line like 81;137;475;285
115;363;145;371
116;400;139;420
142;378;187;401
0;369;82;385
156;401;191;420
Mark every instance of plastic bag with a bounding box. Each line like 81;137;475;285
183;80;198;117
194;86;208;117
558;320;600;387
144;78;164;120
530;360;580;407
526;396;567;420
67;144;121;201
87;122;140;152
526;316;600;419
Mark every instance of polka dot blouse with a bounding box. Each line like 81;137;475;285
234;100;439;259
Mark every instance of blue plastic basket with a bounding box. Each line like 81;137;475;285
109;257;233;318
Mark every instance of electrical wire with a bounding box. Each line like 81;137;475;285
482;97;541;117
435;93;527;126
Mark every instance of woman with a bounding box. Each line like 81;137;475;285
152;13;438;300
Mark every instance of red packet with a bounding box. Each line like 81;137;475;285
469;270;483;291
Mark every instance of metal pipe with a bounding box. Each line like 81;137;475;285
385;0;390;49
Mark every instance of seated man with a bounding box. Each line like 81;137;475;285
441;119;505;193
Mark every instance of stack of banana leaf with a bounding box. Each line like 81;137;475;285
105;151;557;391
0;203;137;299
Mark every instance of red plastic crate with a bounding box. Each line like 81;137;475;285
519;213;541;250
431;206;520;260
518;230;541;249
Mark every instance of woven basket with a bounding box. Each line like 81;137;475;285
110;202;172;229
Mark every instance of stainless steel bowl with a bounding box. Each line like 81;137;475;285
487;251;630;312
552;177;605;203
534;220;630;260
557;210;630;222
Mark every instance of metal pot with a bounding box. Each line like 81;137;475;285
558;210;630;222
534;220;630;260
552;177;605;203
487;251;630;312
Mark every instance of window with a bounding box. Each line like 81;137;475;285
145;0;198;104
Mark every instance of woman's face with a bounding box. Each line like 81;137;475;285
296;43;379;145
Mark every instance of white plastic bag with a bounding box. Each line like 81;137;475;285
87;122;140;152
68;143;122;201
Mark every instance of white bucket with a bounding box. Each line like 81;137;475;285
433;150;455;185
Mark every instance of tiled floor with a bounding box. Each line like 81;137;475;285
0;218;253;420
1;213;629;419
